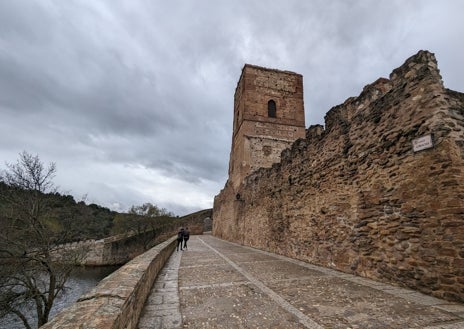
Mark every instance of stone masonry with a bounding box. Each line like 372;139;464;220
41;237;178;329
228;64;306;190
50;219;204;265
213;50;464;302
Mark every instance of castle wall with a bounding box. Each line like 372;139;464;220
213;51;464;301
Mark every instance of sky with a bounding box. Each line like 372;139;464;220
0;1;462;216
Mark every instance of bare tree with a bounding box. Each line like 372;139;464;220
110;203;177;250
0;152;85;329
128;202;175;217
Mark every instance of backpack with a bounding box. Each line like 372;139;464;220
177;231;183;240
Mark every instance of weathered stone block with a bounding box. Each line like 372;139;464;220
40;237;178;329
213;50;464;302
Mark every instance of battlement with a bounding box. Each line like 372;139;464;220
214;50;464;302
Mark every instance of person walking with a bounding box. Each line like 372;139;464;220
176;227;184;251
183;227;190;250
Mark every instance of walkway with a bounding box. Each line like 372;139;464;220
138;235;464;329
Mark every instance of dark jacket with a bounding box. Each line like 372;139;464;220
177;229;184;241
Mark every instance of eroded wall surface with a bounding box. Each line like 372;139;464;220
213;50;464;301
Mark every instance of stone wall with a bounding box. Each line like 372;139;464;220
213;50;464;302
52;215;206;265
51;232;154;266
41;236;177;329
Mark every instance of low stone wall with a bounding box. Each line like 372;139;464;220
41;236;177;329
51;215;207;266
50;238;105;265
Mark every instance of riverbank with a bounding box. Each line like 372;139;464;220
0;266;118;329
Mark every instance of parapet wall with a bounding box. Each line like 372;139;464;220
52;217;206;265
213;50;464;301
51;232;154;266
41;236;177;329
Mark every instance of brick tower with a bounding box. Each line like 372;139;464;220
228;64;306;189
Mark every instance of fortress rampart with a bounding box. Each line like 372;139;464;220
213;51;464;301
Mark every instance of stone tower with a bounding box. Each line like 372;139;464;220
228;64;306;189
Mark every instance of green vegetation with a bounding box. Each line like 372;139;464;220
0;152;89;328
0;151;189;328
0;183;116;242
0;186;187;245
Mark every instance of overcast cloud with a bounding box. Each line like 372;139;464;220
0;0;462;215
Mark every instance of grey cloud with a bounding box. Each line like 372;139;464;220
0;0;462;214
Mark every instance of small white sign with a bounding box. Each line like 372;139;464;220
412;134;433;152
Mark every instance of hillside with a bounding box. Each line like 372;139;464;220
0;182;210;243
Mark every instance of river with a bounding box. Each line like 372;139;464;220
0;266;119;329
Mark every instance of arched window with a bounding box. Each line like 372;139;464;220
268;100;276;118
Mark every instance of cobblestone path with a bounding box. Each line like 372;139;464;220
138;235;464;329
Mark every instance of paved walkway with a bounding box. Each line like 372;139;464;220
138;235;464;329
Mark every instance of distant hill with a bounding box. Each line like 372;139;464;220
0;181;116;241
0;181;212;243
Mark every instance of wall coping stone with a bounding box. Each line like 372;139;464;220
40;236;177;329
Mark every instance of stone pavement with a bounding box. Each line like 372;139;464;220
137;235;464;329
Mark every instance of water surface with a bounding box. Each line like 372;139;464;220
0;266;118;329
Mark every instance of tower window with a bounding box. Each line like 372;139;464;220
268;100;276;118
